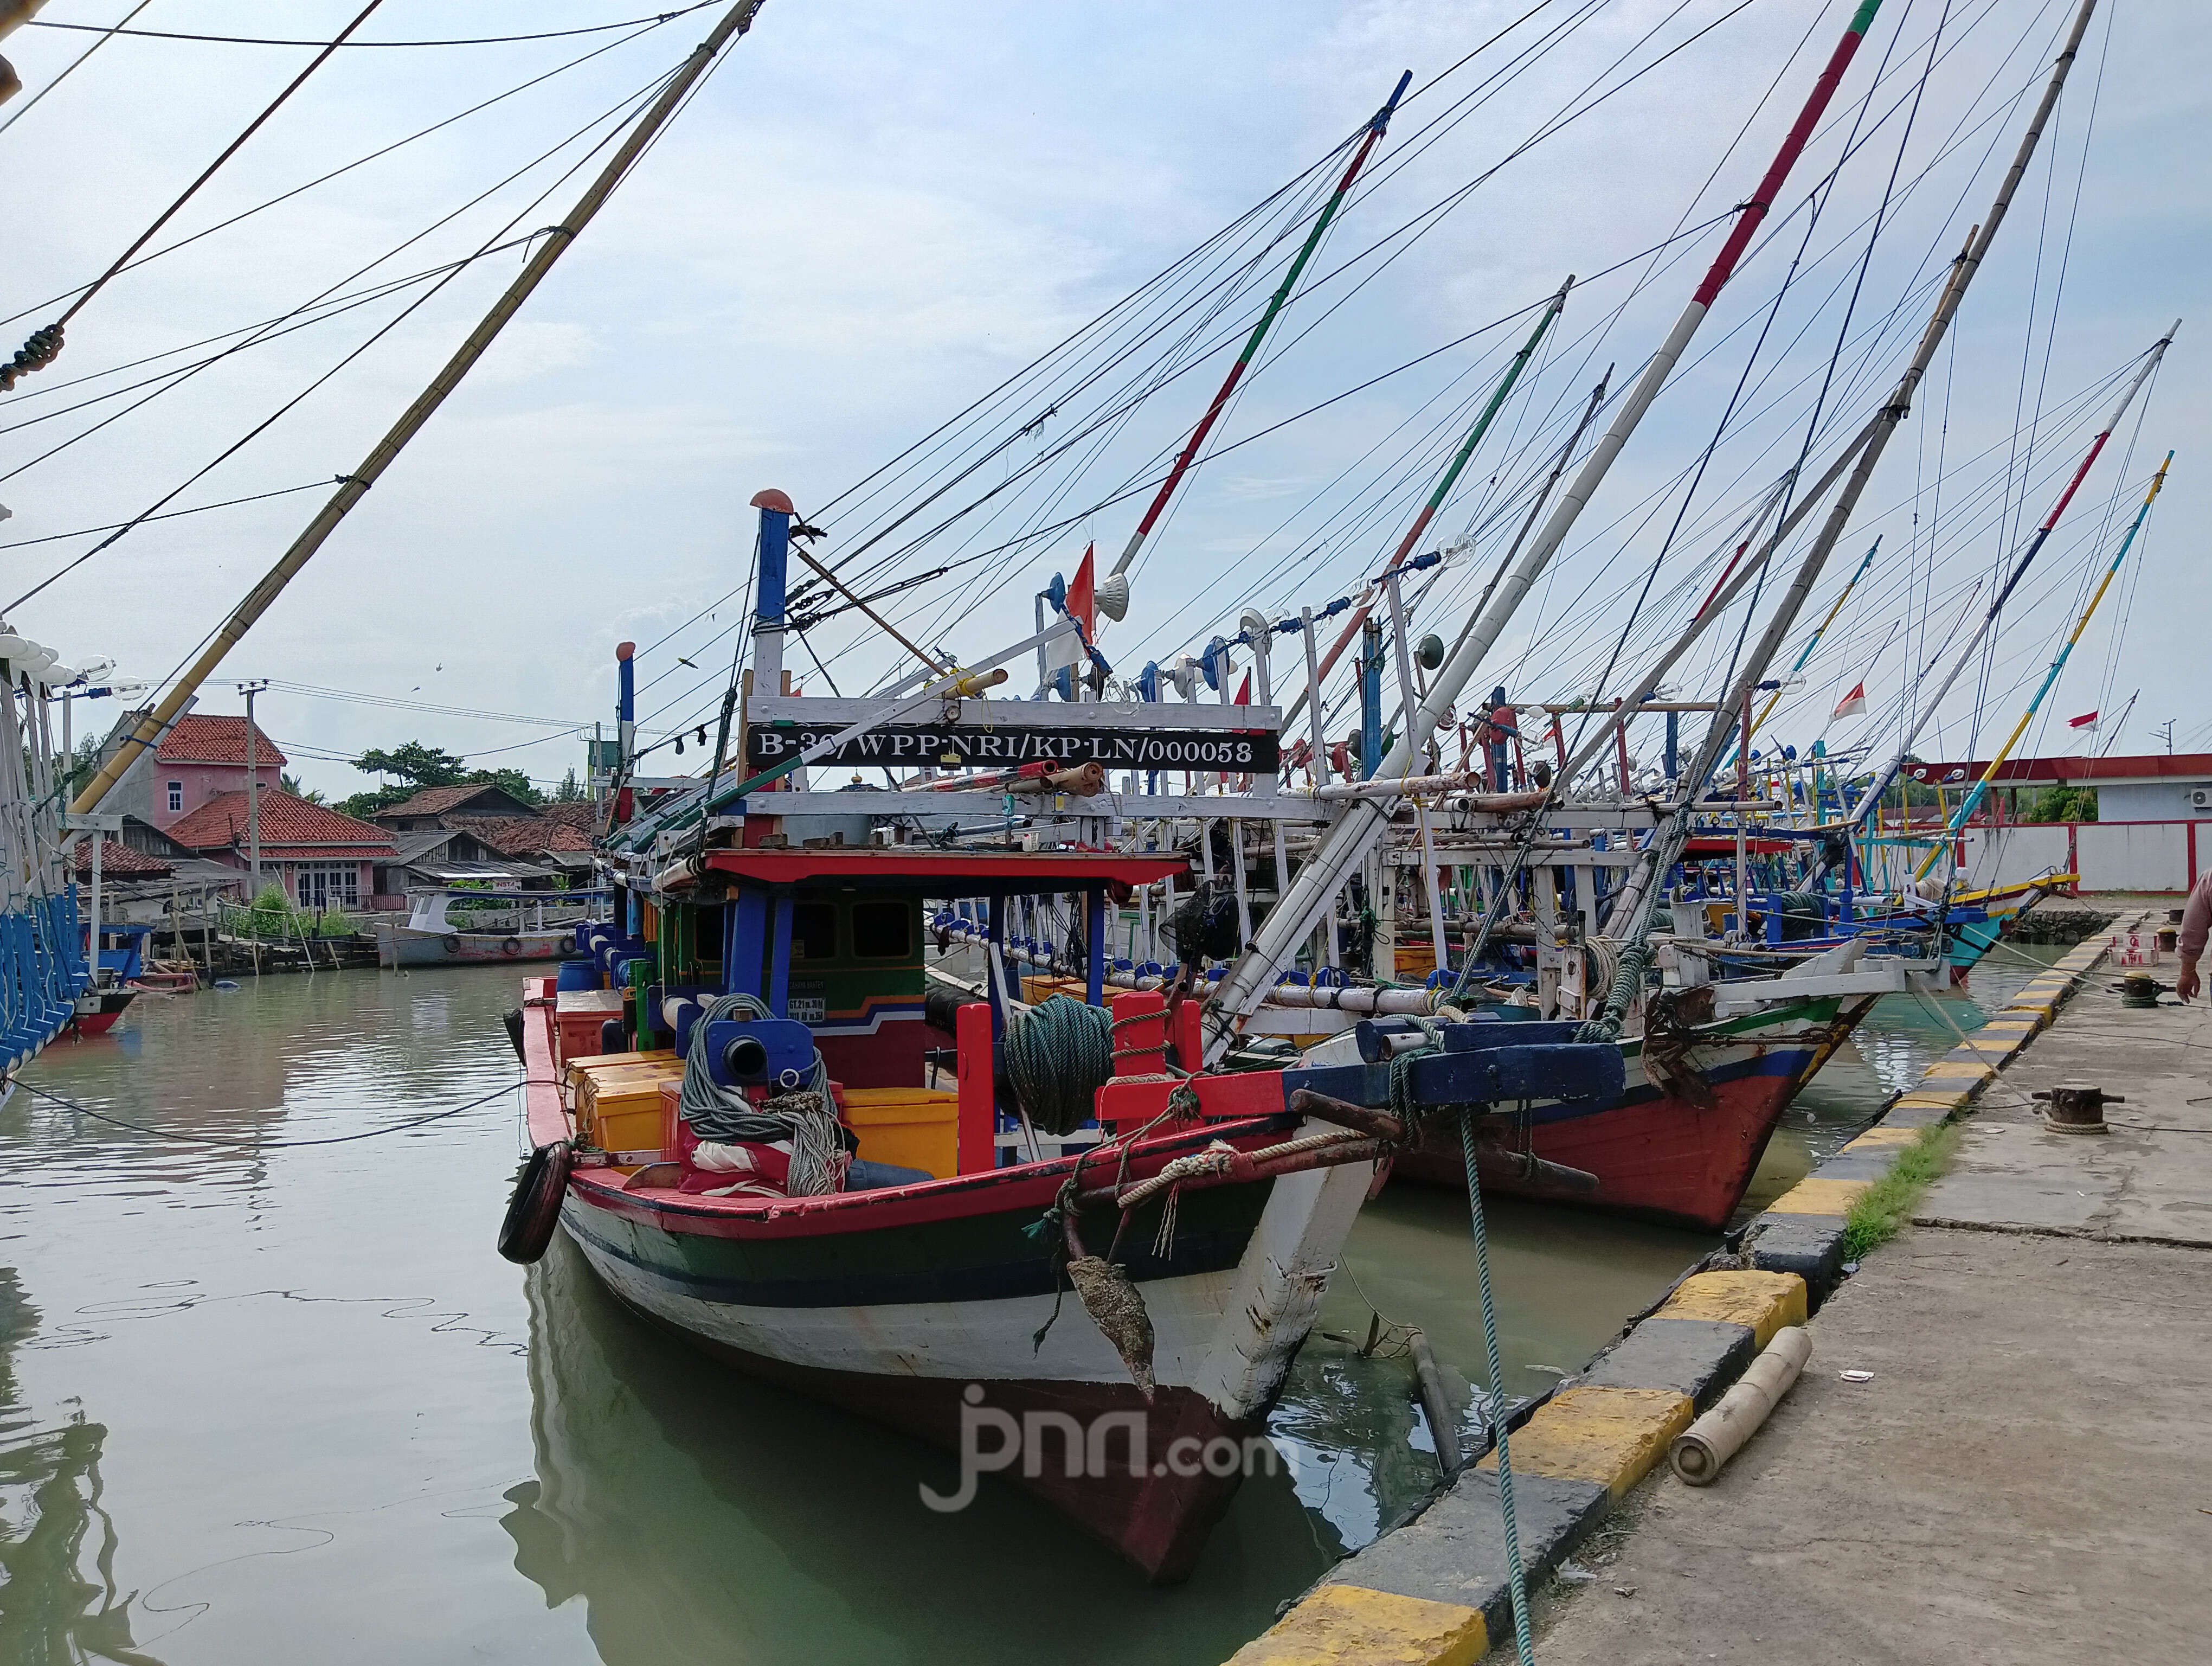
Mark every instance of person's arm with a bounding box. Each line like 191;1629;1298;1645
2178;873;2212;1001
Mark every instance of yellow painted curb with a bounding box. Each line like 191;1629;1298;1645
1226;1585;1486;1666
1653;1269;1809;1347
1893;1090;1971;1111
1766;1176;1872;1218
1950;1037;2016;1054
1844;1125;1919;1151
1978;1018;2037;1031
1477;1386;1692;1499
1923;1060;1995;1081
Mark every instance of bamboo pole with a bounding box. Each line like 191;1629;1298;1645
70;0;767;816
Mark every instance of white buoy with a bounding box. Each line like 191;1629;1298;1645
1669;1325;1814;1485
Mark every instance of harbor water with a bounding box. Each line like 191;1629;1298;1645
0;946;2065;1664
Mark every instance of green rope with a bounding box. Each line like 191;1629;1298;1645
1004;993;1115;1137
1461;1107;1535;1665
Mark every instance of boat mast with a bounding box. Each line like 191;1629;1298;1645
1591;0;2113;990
1913;452;2172;881
1101;72;1413;620
1845;318;2177;828
1209;0;1892;1050
1279;278;1572;733
68;0;769;816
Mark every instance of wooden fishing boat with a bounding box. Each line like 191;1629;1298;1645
513;842;1623;1580
1376;993;1877;1231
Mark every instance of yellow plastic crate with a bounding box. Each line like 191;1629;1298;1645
840;1086;960;1180
574;1058;684;1156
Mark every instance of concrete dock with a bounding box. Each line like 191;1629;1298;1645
1229;912;2212;1665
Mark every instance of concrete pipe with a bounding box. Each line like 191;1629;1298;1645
1668;1324;1812;1486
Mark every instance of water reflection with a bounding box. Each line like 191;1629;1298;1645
0;1268;162;1665
504;1234;1329;1664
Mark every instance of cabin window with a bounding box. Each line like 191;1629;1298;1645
166;780;184;812
789;902;838;961
851;899;911;959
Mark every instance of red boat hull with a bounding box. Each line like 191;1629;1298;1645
1392;1066;1802;1231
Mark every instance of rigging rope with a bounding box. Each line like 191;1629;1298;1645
5;3;385;393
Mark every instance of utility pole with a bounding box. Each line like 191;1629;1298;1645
240;680;269;895
2157;719;2175;755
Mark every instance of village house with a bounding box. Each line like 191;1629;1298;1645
164;791;396;911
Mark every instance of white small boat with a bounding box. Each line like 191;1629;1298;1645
376;887;608;968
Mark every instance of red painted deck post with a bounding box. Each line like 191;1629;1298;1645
955;1001;997;1173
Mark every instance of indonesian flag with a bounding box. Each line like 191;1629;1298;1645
2068;710;2098;731
1234;671;1251;706
1066;543;1097;643
1831;681;1867;719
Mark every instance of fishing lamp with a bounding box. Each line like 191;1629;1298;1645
1200;636;1231;693
1136;661;1162;702
1417;634;1446;671
1095;572;1130;621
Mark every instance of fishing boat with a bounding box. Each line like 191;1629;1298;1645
513;813;1624;1579
374;885;609;969
70;921;150;1037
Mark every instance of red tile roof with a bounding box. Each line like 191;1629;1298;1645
375;783;541;820
448;814;594;856
73;838;173;879
155;714;287;767
166;790;395;855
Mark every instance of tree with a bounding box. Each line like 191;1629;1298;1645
351;741;468;787
279;771;325;805
2025;784;2098;823
555;767;584;803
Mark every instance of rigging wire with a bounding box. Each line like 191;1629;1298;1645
0;0;153;136
24;4;722;49
0;11;689;335
31;3;383;351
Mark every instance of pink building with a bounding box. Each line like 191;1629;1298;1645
165;790;395;910
150;714;285;833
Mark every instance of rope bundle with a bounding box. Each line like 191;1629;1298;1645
1003;993;1115;1136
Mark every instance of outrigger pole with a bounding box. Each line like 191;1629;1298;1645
1912;451;2173;882
69;0;769;816
1845;318;2178;827
1590;0;2113;992
1210;0;1893;1048
1278;277;1572;734
1099;71;1413;621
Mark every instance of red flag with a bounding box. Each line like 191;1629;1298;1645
1234;671;1251;705
2067;710;2098;731
1066;543;1096;642
1831;681;1866;719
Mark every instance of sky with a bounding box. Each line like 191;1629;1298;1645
4;0;2206;803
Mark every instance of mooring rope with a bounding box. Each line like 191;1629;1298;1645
1461;1105;1536;1665
9;1075;533;1147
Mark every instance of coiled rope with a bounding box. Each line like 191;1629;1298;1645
677;991;845;1195
1002;994;1115;1136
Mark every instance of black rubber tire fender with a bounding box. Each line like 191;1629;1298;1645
501;936;523;956
498;1140;571;1264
